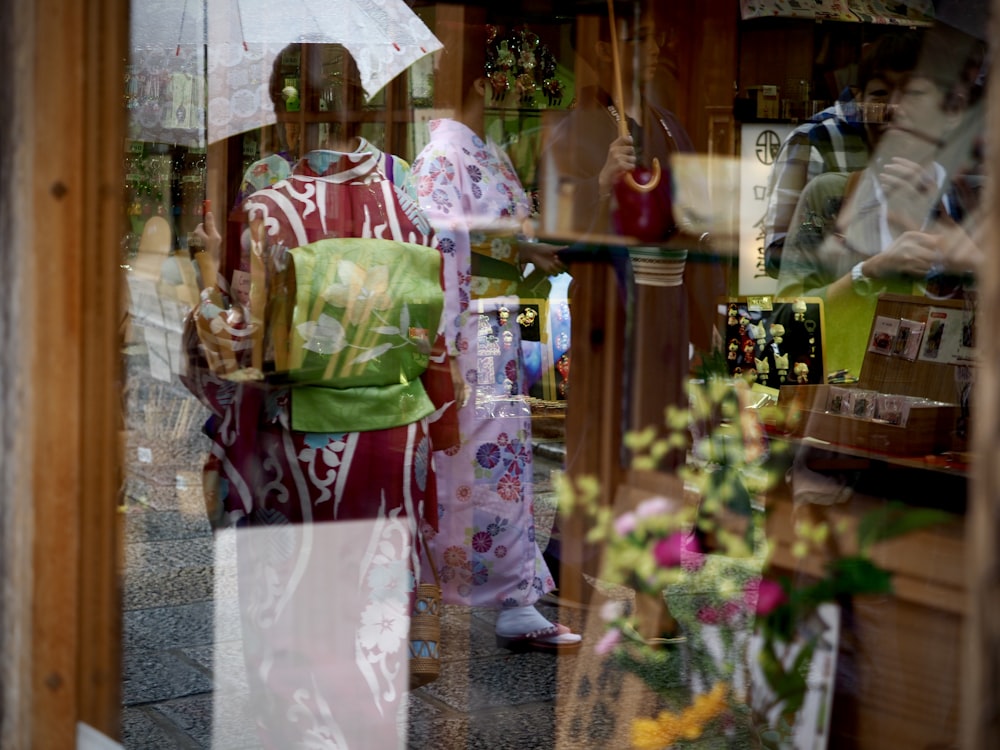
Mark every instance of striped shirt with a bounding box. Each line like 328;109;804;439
762;96;870;276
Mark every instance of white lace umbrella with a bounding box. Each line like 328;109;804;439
129;0;442;146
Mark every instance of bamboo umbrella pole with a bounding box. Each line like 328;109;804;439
605;0;660;193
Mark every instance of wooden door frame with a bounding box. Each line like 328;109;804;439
963;2;1000;746
2;0;127;746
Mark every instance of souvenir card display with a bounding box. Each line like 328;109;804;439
917;307;976;364
865;307;975;365
868;315;927;361
823;385;953;428
893;319;925;361
721;297;825;389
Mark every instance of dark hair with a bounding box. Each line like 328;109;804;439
856;30;924;92
269;43;299;112
570;1;649;54
268;43;363;114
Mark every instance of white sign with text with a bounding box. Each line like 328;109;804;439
739;123;793;295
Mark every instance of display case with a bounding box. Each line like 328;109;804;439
780;293;973;457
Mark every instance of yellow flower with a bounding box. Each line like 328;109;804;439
666;405;691;431
630;683;729;749
632;717;678;749
624;425;658;451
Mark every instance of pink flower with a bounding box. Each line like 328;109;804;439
496;474;522;502
653;531;701;569
747;578;787;616
720;599;745;623
614;512;637;537
635;496;677;519
696;605;721;625
595;628;622;655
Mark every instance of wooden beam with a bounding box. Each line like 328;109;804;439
77;0;128;736
28;0;127;745
962;2;1000;745
31;0;86;743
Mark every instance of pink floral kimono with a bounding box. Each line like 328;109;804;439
407;119;556;609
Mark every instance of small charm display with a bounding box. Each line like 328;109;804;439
721;297;825;389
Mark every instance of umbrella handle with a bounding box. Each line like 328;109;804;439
624;158;661;193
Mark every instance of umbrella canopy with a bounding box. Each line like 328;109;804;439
216;0;442;100
128;0;210;146
129;0;443;146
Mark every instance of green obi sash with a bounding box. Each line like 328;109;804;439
284;238;443;433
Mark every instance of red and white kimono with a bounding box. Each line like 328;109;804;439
182;147;456;748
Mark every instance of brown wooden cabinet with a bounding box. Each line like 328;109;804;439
767;459;966;749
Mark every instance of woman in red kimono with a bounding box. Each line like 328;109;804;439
182;135;458;746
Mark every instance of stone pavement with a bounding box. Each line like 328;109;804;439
119;351;652;749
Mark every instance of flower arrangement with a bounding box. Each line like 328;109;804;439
556;352;953;748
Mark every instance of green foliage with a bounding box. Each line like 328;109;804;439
695;347;735;383
556;358;951;749
857;501;954;554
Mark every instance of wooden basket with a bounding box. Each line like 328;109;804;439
409;530;442;689
408;581;441;688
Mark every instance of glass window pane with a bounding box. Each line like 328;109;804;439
119;2;989;747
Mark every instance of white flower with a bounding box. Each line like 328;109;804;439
366;559;414;610
357;599;409;654
490;237;512;260
613;511;637;537
600;599;627;623
470;277;490;296
298;313;347;355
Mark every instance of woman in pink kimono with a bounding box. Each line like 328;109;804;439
183;136;459;747
406;25;579;651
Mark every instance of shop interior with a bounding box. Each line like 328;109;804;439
117;1;980;748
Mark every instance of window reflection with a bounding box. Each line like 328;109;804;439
120;3;987;748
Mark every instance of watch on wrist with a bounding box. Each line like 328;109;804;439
851;261;878;295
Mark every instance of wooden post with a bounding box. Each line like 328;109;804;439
1;0;127;745
962;2;1000;745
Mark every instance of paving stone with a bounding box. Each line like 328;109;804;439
153;692;263;750
125;565;216;610
122;649;213;706
125;508;212;544
120;706;200;750
407;703;556;750
182;640;251;696
123;600;241;652
147;695;214;749
124;477;197;513
416;648;566;713
124;537;215;574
